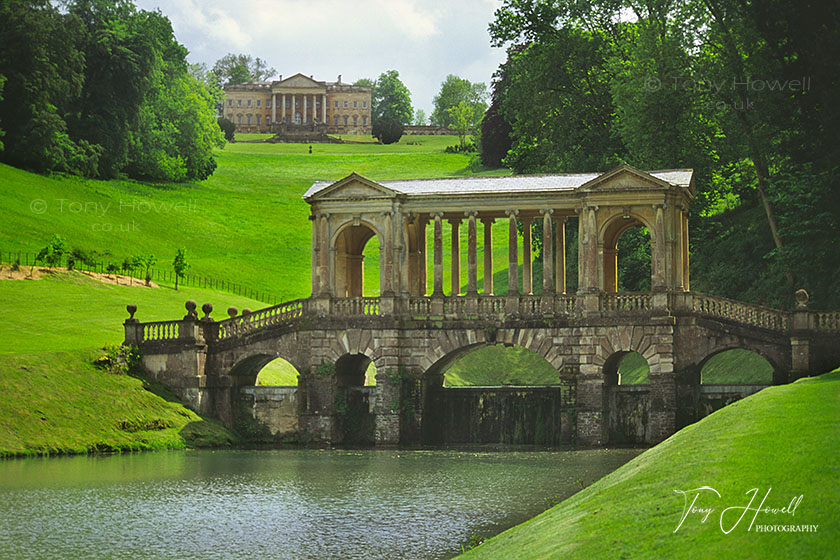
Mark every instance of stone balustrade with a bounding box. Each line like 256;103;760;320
690;292;789;331
217;298;310;341
601;292;652;312
815;312;840;331
141;321;180;342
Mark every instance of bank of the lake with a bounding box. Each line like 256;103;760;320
0;349;235;457
461;369;840;559
0;447;640;559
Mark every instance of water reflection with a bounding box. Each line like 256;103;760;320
0;448;639;559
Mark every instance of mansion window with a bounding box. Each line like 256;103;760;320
363;101;367;108
237;99;242;107
257;100;261;107
344;101;348;108
237;116;242;124
353;116;357;125
247;99;251;107
247;115;252;124
334;116;339;126
343;116;348;125
228;100;232;107
353;101;357;108
362;116;367;126
334;101;339;108
257;115;261;125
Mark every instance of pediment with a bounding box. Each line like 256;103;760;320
276;73;325;89
578;164;672;192
305;173;398;201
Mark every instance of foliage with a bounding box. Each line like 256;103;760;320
413;109;427;126
172;247;189;291
36;234;68;269
371;70;413;125
189;62;225;113
93;344;141;375
314;361;336;376
480;61;513;168
212;53;276;85
218;117;236;142
431;74;487;128
0;74;5;151
372;116;404;145
447;101;478;150
0;0;222;182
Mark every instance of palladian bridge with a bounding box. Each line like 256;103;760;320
124;165;840;446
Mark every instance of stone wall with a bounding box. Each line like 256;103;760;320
608;386;651;444
238;386;298;436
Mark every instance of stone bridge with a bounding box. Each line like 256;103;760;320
124;165;840;446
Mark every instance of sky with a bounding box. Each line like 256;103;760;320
133;0;508;117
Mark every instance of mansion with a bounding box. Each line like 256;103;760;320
223;73;372;135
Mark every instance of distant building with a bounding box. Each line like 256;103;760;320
223;73;372;135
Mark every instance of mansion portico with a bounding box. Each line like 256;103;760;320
223;73;372;135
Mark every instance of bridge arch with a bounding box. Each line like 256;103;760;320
228;351;305;387
697;346;780;385
332;219;384;297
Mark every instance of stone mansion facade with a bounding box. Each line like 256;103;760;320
223;73;372;135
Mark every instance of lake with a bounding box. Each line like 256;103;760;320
0;448;640;559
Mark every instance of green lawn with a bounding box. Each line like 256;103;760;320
461;368;840;559
0;349;236;457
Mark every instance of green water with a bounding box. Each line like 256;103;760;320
0;448;640;559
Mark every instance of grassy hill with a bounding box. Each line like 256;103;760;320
460;369;840;559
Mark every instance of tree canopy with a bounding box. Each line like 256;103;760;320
212;53;276;85
371;70;413;126
487;0;840;308
431;74;488;128
0;0;223;182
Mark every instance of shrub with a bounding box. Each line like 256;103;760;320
218;117;236;142
372;116;403;144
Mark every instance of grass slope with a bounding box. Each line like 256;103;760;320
461;369;840;559
0;349;236;457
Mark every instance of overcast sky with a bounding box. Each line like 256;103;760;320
133;0;508;116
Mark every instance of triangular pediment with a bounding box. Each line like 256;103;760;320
578;164;673;192
304;173;398;201
276;73;325;89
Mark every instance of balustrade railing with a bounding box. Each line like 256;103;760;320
142;321;180;342
518;295;542;315
409;297;432;316
601;292;651;312
443;297;466;315
477;296;505;315
691;292;789;331
331;297;379;317
557;295;577;314
217;298;309;340
815;312;840;331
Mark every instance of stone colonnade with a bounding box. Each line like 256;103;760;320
271;92;327;125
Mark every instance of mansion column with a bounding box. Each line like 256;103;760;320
303;96;308;124
311;94;317;124
466;211;478;295
482;218;494;295
522;217;533;295
450;218;461;296
555;216;566;293
432;213;444;295
291;94;296;123
506;209;519;295
322;94;327;124
541;209;554;294
281;94;286;124
271;93;276;125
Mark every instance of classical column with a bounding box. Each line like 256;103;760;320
482;218;494;295
291;94;296;123
450;218;461;296
579;206;599;292
506;209;519;295
382;211;394;295
303;96;308;124
417;218;427;296
555;216;566;293
522;217;533;295
311;94;317;124
271;93;276;125
319;214;330;295
281;94;286;123
541;209;554;294
432;213;444;295
682;210;690;291
322;93;327;124
311;215;319;295
466;211;478;295
652;204;666;290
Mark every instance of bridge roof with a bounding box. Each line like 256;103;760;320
304;166;694;200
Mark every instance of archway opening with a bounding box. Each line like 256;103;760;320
334;353;376;444
335;224;381;297
603;218;652;292
603;350;650;445
700;349;773;385
256;357;301;386
423;344;572;446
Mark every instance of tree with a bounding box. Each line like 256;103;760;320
431;75;488;127
218;117;236;142
36;235;68;270
189;62;225;113
448;102;477;150
173;248;189;291
480;57;514;168
212;53;275;85
354;78;374;89
0;74;5;151
140;254;156;286
372;70;413;125
372;117;404;145
414;109;427;126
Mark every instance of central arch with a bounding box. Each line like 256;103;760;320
334;222;382;297
601;214;653;293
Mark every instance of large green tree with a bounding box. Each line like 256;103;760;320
212;53;275;85
431;74;488;128
371;70;413;125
